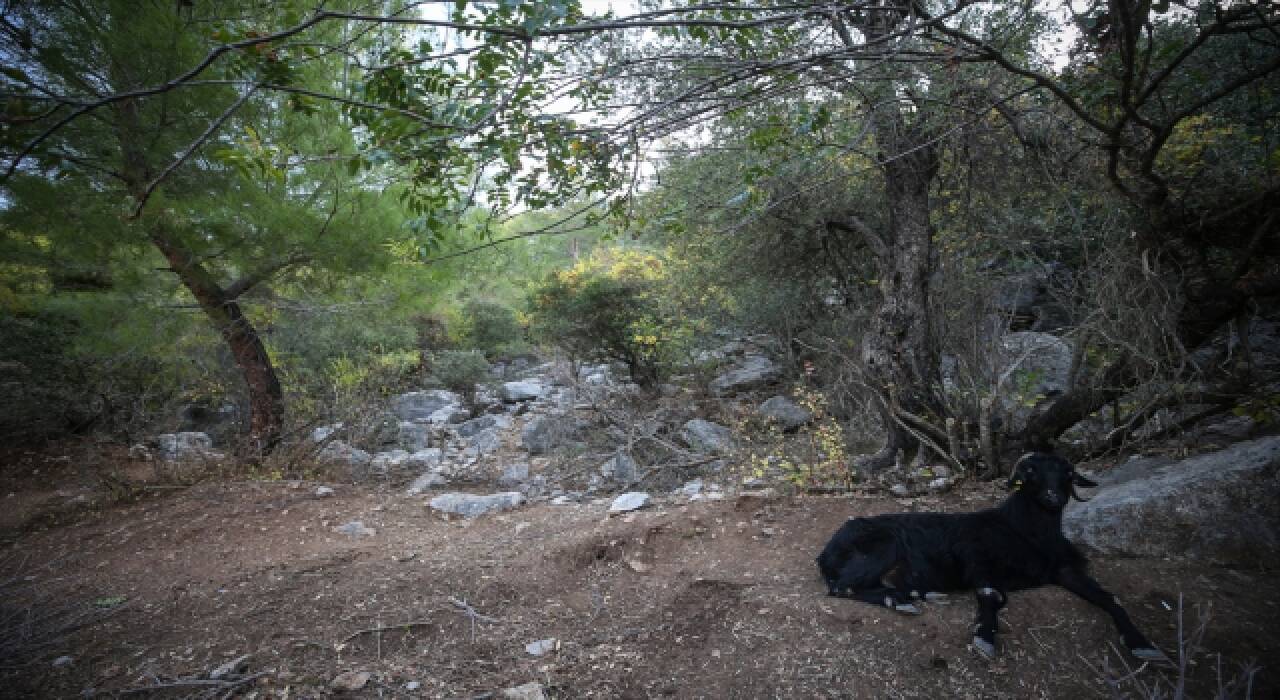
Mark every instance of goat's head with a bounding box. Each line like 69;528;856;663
1006;452;1097;510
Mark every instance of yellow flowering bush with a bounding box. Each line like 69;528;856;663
527;248;695;387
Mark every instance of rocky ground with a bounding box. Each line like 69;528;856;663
3;346;1277;698
1;450;1276;699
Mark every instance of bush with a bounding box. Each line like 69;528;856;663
430;349;491;403
459;300;527;358
527;249;694;388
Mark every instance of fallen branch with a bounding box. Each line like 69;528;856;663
120;671;268;696
339;619;435;645
447;597;498;624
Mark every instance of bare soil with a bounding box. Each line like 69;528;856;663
1;451;1275;699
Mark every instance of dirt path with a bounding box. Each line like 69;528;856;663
3;479;1275;698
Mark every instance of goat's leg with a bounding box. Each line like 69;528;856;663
1056;567;1167;661
970;586;1006;659
830;586;923;615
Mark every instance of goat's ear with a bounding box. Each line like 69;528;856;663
1072;472;1098;488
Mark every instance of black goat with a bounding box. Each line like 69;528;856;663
817;452;1165;660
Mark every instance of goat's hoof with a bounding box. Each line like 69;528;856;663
971;636;996;660
894;603;922;615
924;592;949;603
1130;647;1169;662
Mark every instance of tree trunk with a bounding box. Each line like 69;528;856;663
857;122;942;471
147;226;285;454
827;9;944;472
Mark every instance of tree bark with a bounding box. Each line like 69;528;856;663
148;229;285;454
857;121;942;471
828;9;943;472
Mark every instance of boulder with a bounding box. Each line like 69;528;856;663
316;440;373;468
1063;437;1280;564
405;448;443;469
397;421;431;451
997;331;1073;432
457;413;512;438
406;470;448;495
156;432;216;461
391;390;462;423
370;450;411;476
498;462;530;488
520;414;581;455
709;354;781;394
681;419;736;455
429;492;524;518
469;427;503;455
993;263;1073;332
758;396;811;430
334;521;376;537
502;380;546;402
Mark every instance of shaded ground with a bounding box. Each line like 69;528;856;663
1;452;1275;699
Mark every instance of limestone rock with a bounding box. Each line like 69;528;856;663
600;452;638;484
609;492;650;513
758;396;812;430
681;419;736;455
501;380;546;402
709;354;781;394
391;390;462;423
429;492;524;518
1063;437;1280;564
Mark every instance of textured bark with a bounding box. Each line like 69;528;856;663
828;8;944;472
856;113;943;471
148;230;285;453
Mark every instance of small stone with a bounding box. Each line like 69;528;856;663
679;479;704;497
208;654;250;680
334;521;376;537
927;477;953;493
609;492;650;513
405;681;421;691
524;638;558;656
315;486;335;498
330;670;372;691
52;655;74;668
890;483;911;498
501;682;548;700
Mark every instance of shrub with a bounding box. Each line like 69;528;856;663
527;249;694;388
430;349;491;403
459;300;526;358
